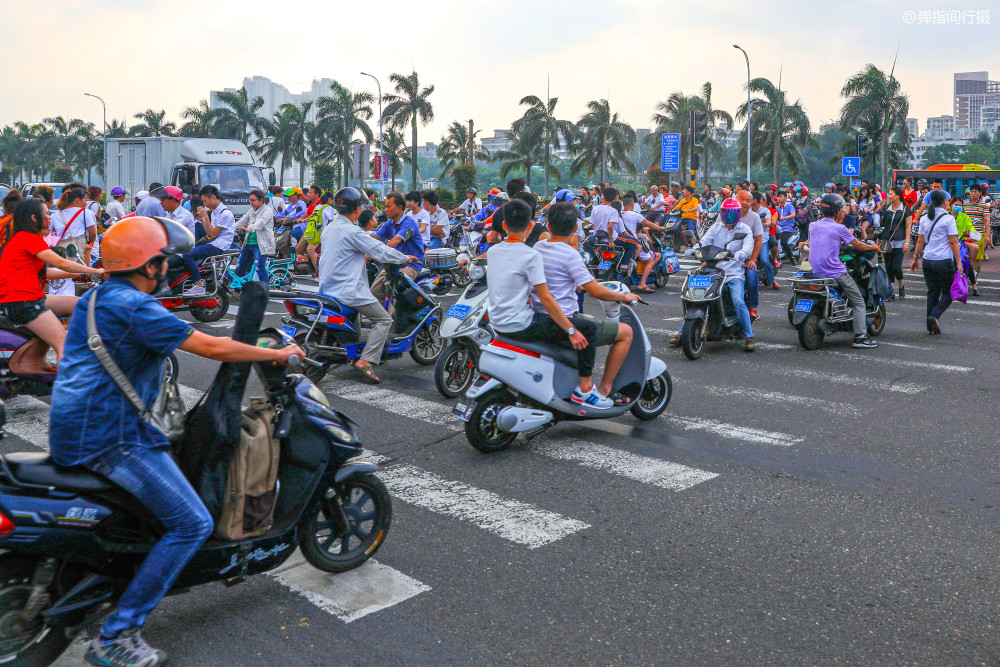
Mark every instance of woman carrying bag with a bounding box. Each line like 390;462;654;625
910;190;963;335
878;187;912;298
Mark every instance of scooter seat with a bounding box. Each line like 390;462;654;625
0;316;33;338
3;452;117;493
299;293;357;316
792;272;834;282
493;335;577;367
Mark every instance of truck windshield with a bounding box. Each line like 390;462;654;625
198;166;265;196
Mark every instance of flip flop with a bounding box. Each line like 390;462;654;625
636;286;655;293
609;391;632;406
352;363;380;384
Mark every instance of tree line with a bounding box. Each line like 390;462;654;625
0;64;923;193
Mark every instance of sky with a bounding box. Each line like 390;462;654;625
3;0;999;141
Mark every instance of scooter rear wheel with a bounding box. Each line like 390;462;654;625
681;319;705;360
867;302;887;337
797;312;825;350
465;389;518;453
630;370;672;420
0;555;81;667
654;271;669;289
300;472;392;574
409;320;443;365
293;332;331;382
190;289;230;323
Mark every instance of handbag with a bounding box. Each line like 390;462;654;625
44;209;83;247
951;271;969;304
85;290;187;441
877;208;906;251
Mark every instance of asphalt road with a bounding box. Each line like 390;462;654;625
7;256;1000;666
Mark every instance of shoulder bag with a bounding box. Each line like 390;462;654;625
86;290;187;441
44;209;83;247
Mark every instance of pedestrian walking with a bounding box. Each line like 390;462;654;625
910;190;962;334
878;187;912;298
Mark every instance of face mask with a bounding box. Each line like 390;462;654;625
952;206;963;213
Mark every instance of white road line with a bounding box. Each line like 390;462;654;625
708;386;853;414
753;342;798;351
769;366;927;394
323;380;458;427
822;350;972;373
378;463;589;548
530;438;717;490
4;396;52;451
664;415;802;447
877;341;932;350
271;552;429;623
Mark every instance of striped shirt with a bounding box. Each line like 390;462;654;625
964;201;990;233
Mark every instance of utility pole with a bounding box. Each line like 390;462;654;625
468;119;475;168
84;93;106;188
733;45;751;183
361;72;384;199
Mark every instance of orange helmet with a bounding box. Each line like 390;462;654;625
101;216;194;273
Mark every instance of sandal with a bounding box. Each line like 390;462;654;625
609;391;632;406
352;363;380;384
636;286;655;293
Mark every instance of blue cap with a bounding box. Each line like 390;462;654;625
555;188;575;202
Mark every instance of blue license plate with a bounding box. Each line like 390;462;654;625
794;299;814;313
281;325;297;336
793;272;803;277
446;304;471;319
597;260;612;270
688;275;711;288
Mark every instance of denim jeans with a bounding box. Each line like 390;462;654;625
85;446;213;637
182;243;224;282
727;277;753;338
758;244;775;284
745;268;759;308
237;244;268;282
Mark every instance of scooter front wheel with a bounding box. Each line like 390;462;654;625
452;266;471;288
681;319;705;360
630;370;672;421
654;271;669;289
294;332;330;382
465;389;518;453
300;472;392;574
434;342;478;398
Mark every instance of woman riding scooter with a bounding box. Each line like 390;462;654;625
49;216;303;667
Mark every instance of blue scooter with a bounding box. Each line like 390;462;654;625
277;263;444;382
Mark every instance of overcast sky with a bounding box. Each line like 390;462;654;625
4;0;997;140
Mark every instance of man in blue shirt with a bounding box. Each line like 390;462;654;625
370;191;424;305
775;191;798;266
50;216;302;666
274;187;307;258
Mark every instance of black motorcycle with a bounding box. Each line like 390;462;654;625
0;288;390;666
679;244;747;360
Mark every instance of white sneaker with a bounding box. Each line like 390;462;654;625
570;386;614;410
183;285;207;296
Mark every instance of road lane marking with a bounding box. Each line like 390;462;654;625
708;386;853;414
4;396;52;451
823;351;972;373
377;463;590;548
663;415;802;447
272;552;429;623
769;367;927;394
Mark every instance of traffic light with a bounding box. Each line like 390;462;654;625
691;110;708;146
856;134;870;160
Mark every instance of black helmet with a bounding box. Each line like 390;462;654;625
466;187;477;195
818;193;845;218
916;178;929;187
333;187;364;213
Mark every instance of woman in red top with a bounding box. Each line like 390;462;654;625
0;199;105;363
901;177;919;210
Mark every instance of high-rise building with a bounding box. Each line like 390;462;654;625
954;72;1000;133
905;118;919;139
925;115;955;138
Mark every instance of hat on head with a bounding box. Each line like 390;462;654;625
151;186;183;202
135;190;149;201
283;187;304;197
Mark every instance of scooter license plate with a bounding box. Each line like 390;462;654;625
446;304;471;319
688;275;711;288
794;298;814;313
597;260;612;271
452;401;473;420
281;325;298;337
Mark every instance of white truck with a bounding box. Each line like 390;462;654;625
104;137;275;216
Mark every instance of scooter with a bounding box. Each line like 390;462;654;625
0;320;59;398
455;282;672;453
277;263;444;382
160;251;237;322
0;295;390;666
453;228;484;289
789;246;886;350
678;245;747;360
434;258;493;398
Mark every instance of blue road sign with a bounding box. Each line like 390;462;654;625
661;133;680;172
850;179;862;188
842;156;861;177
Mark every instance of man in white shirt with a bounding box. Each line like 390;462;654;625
644;186;665;212
406;190;431;245
106;187;128;219
152;186;196;236
589;186;622;242
319;188;417;384
51;186;98;265
181;185;235;296
452;188;482;217
421;190;450;249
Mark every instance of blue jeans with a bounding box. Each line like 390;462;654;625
745;268;759;308
758;244;775;284
85;446;213;637
183;243;224;282
727;277;753;338
428;237;445;249
237;244;268;282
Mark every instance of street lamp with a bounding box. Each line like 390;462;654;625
361;72;384;198
733;45;751;183
84;92;106;188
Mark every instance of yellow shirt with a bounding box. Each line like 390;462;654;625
679;196;700;219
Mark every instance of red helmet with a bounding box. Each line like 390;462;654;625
767;184;778;191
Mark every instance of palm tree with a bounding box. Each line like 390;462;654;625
271;102;313;186
12;122;50;181
106;119;129;138
436;121;490;177
512;95;576;196
694;83;734;184
179;100;215;137
644;93;700;178
258;107;298;186
42;116;88;167
571;99;635;182
70;122;100;183
736;77;815;184
381;72;435;189
839;63;910;187
493;126;547;187
211;87;265;145
315;82;375;187
131;109;176;137
380;127;409;191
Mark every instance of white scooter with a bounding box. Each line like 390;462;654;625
454;282;672;453
453;229;484;288
434;258;493;398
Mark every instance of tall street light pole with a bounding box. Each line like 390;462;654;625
361;72;384;199
84;92;106;188
733;45;751;183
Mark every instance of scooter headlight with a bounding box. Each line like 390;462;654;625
469;263;487;282
324;422;358;444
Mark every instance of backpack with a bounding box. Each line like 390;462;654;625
303;204;328;244
794;198;814;224
214;398;280;541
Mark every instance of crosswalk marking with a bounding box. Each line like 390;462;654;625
3;396;51;451
822;350;972;373
769;367;927;395
378;463;590;548
708;386;852;414
664;414;801;447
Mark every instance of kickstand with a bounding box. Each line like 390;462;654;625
524;422;555;442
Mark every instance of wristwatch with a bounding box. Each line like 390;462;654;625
566;326;576;335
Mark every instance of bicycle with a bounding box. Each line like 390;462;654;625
224;252;298;292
